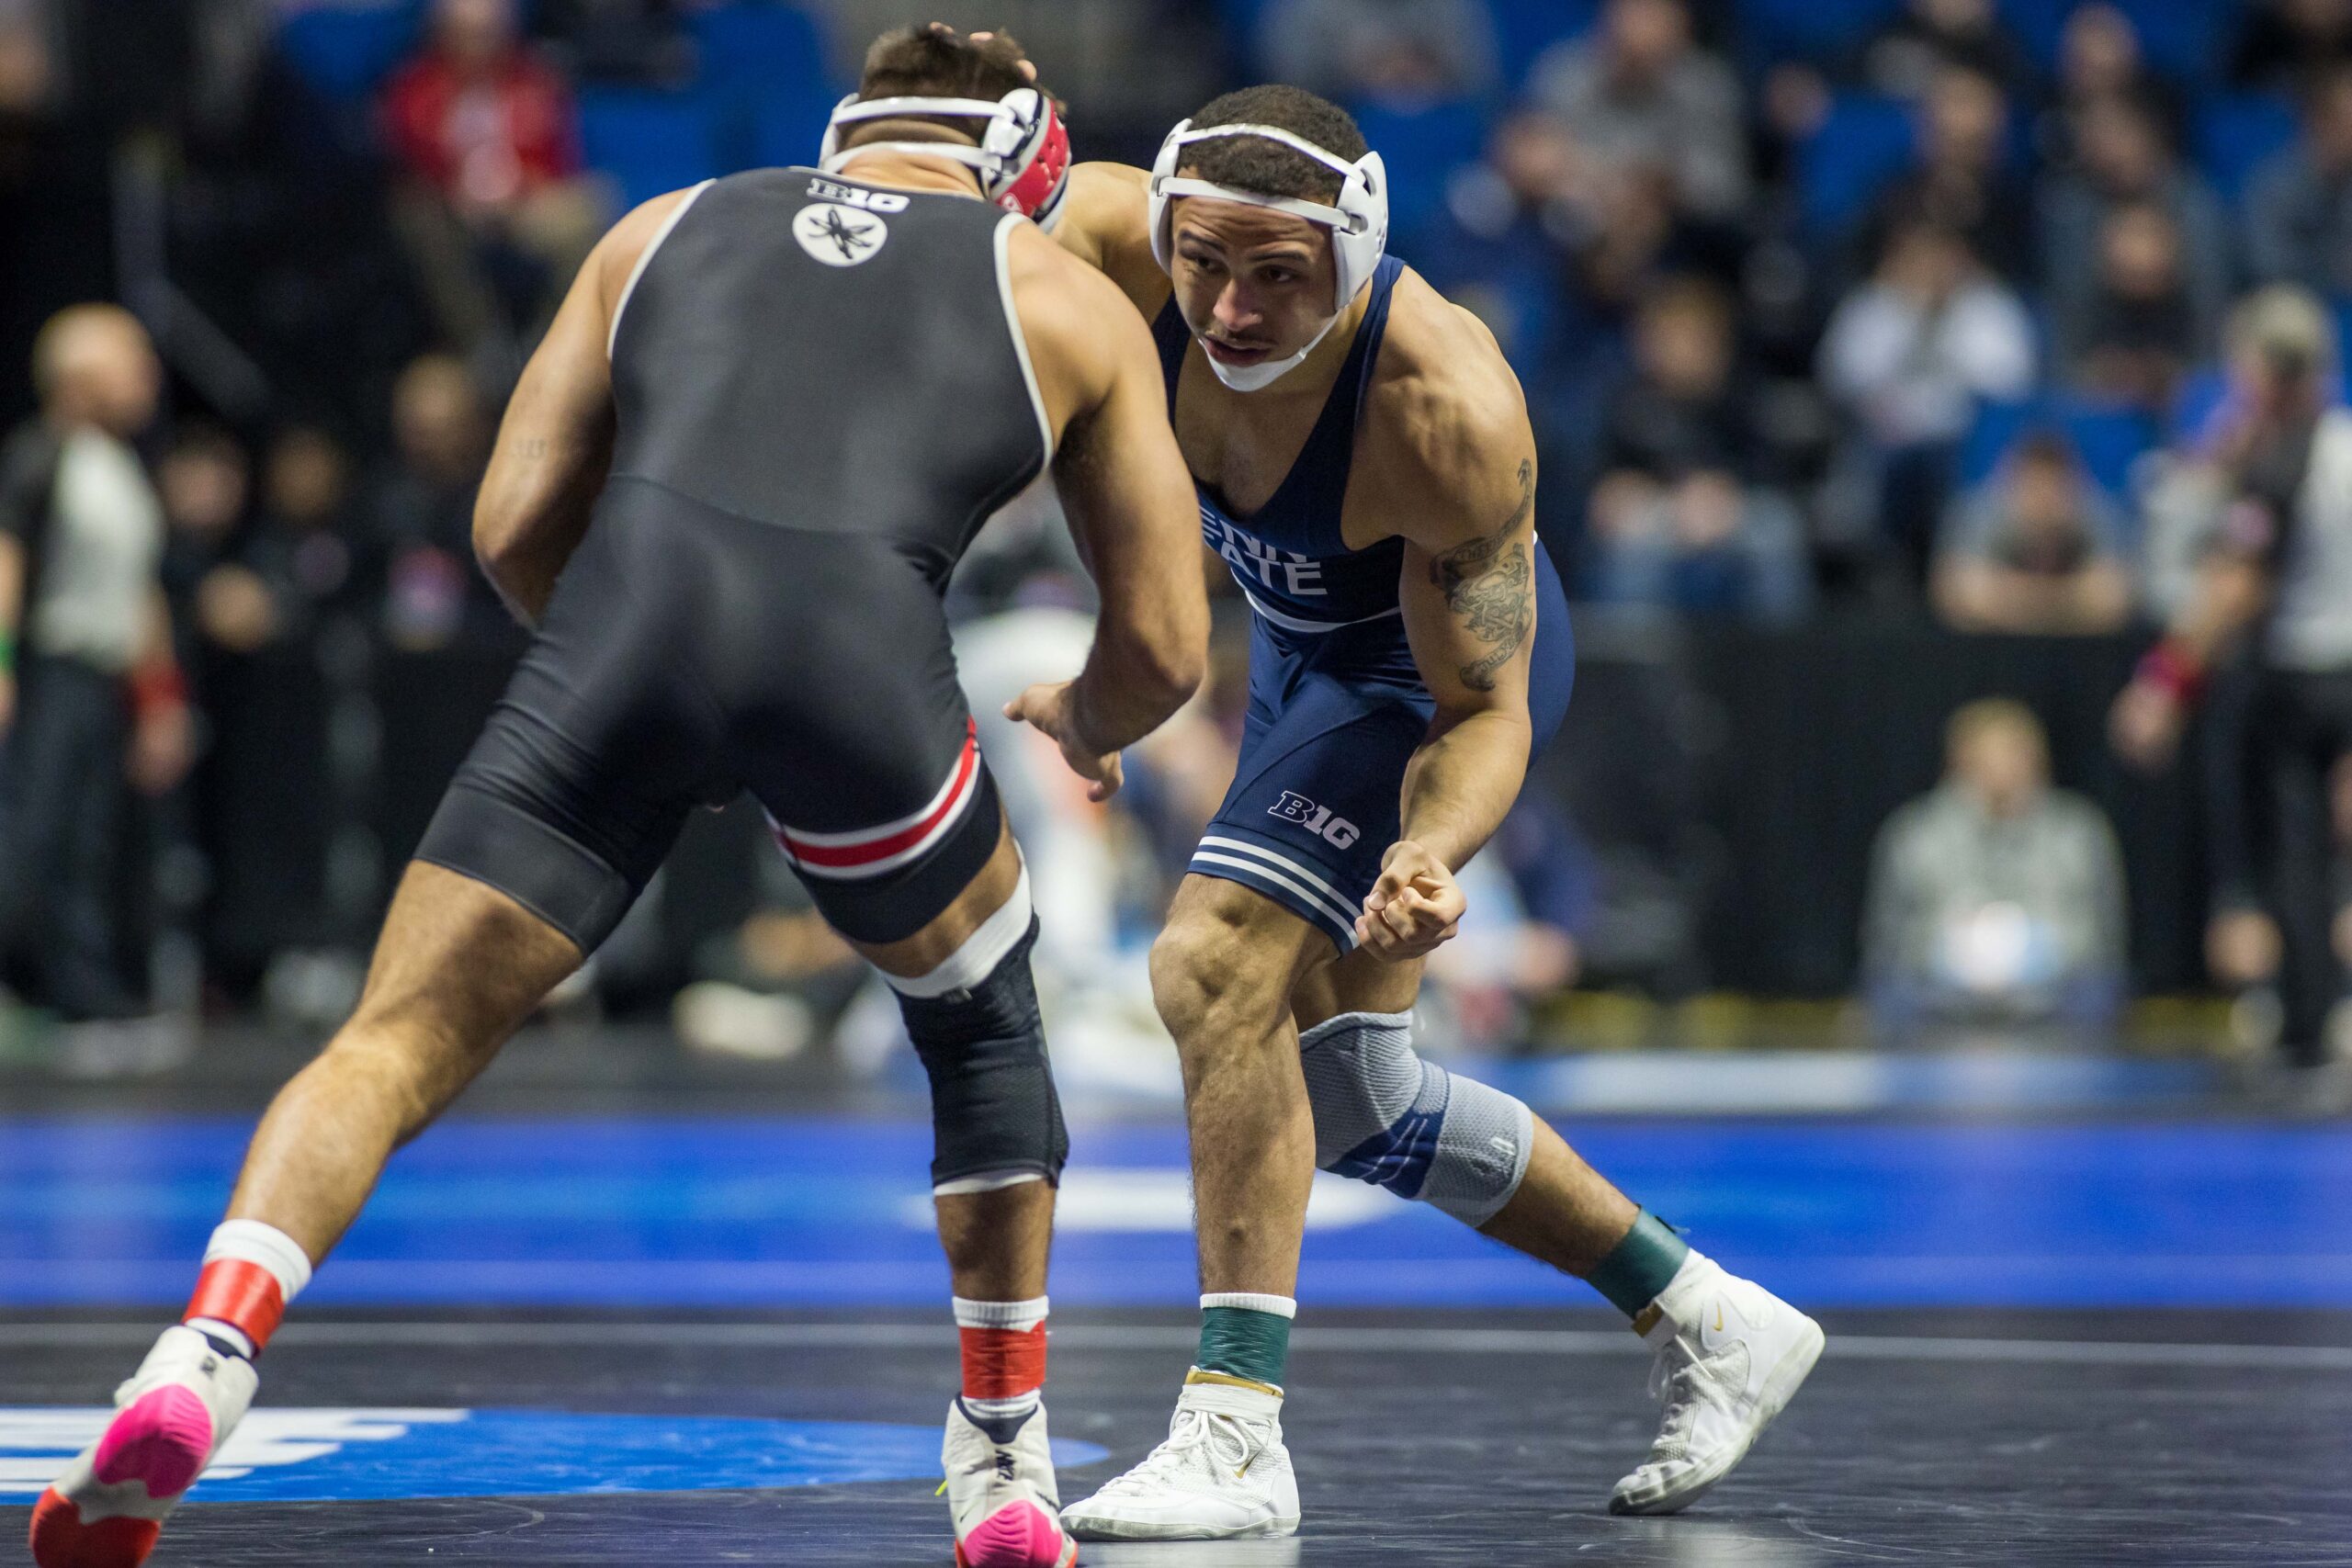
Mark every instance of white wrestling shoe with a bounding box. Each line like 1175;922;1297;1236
1609;1254;1826;1516
944;1398;1078;1568
29;1324;260;1568
1061;1377;1300;1541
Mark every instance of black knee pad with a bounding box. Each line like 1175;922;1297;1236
895;919;1069;1190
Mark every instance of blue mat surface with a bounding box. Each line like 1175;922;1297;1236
3;1116;2345;1308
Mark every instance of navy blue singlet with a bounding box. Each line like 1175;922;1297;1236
1152;255;1577;951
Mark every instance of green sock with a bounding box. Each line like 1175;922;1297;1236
1194;1292;1295;1391
1588;1211;1690;1320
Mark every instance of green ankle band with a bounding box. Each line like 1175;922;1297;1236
1197;1304;1292;1389
1589;1210;1690;1320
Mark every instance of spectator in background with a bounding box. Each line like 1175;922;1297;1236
0;305;193;1022
2048;6;2181;148
243;427;363;629
1527;0;1749;223
2058;199;2206;413
1849;0;2029;103
2113;286;2352;1066
183;426;359;1005
1819;215;2036;581
1257;0;1499;106
1931;433;2135;635
2231;0;2352;94
2039;94;2230;375
2245;62;2352;297
1864;699;2128;1036
154;425;251;620
368;353;509;651
382;0;604;362
1866;63;2030;280
1583;276;1811;623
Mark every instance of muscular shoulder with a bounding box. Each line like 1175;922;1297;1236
1053;163;1170;320
585;185;704;319
1005;219;1158;429
1358;270;1534;547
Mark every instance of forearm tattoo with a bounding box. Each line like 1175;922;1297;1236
1430;458;1533;692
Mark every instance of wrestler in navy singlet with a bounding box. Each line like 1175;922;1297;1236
1153;254;1577;950
413;167;1052;951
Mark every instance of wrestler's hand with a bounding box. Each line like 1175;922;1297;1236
1356;840;1464;962
945;26;1040;85
1004;680;1125;802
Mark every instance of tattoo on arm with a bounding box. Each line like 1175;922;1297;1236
1429;458;1533;691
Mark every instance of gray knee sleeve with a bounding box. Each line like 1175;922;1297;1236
896;920;1069;1191
1297;1010;1533;1226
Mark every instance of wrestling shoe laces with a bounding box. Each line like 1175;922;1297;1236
1096;1404;1267;1497
1060;1378;1300;1541
1641;1322;1748;1465
1609;1256;1825;1517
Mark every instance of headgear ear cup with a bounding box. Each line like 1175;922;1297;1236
819;89;1071;225
1146;120;1389;312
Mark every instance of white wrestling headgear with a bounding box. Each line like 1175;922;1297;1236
820;87;1071;230
1147;118;1389;390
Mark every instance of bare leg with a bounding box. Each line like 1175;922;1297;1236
229;862;583;1261
934;1181;1054;1301
1151;876;1330;1295
1295;945;1640;1277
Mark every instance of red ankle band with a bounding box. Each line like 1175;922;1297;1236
186;1258;287;1353
959;1322;1047;1401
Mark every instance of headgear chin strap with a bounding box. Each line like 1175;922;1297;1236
1148;118;1388;390
820;88;1071;230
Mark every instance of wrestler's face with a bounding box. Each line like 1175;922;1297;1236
1167;194;1340;376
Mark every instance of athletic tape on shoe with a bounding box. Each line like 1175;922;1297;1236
1297;1010;1533;1225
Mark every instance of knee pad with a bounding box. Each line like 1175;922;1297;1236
889;889;1068;1192
1297;1010;1533;1226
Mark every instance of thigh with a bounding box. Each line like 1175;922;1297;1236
715;523;999;946
413;498;721;953
1157;870;1340;1020
1190;665;1429;955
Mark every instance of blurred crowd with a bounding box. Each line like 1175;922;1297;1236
2;0;2349;1065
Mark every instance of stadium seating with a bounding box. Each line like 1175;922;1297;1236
1734;0;1907;67
578;88;725;209
2193;92;2301;204
1956;396;2158;504
1351;96;1491;237
1797;93;1915;235
277;0;426;100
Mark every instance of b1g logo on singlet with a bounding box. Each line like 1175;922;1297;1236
794;201;889;266
1203;513;1326;598
1270;791;1359;848
808;178;910;212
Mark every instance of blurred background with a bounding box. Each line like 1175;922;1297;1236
3;0;2352;1122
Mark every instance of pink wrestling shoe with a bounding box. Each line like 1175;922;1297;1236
944;1398;1078;1568
29;1325;258;1568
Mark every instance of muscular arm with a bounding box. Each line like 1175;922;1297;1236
473;188;689;626
1052;326;1210;751
1396;452;1538;871
1001;222;1206;789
